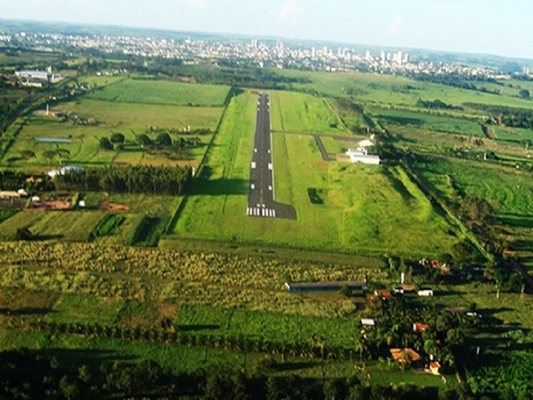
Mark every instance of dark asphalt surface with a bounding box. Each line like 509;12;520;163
247;93;296;220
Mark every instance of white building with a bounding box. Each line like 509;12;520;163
15;66;53;81
345;148;380;165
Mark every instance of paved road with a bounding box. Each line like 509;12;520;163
247;93;296;220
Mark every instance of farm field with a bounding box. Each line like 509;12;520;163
372;107;484;137
412;155;533;267
0;79;227;169
172;91;460;257
270;91;348;134
86;78;231;106
277;69;533;110
0;286;449;386
0;210;105;241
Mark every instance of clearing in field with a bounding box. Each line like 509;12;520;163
172;91;460;256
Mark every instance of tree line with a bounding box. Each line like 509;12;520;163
0;347;485;400
0;170;54;192
465;102;533;129
54;165;192;195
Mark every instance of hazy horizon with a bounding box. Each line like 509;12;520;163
1;0;532;60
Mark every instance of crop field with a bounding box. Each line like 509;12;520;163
87;79;231;106
0;210;105;242
45;293;125;325
172;91;459;257
1;81;225;168
278;69;533;110
412;156;533;267
373;107;484;137
176;304;357;349
270;91;347;134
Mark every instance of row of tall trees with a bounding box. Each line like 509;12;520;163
54;165;191;195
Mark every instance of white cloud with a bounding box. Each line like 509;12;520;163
388;14;403;36
280;0;303;21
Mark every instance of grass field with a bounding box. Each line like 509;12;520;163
412;155;533;267
87;79;231;106
45;293;125;325
1;100;222;168
277;69;533;110
270;91;348;134
373;107;484;137
172;91;460;257
176;304;357;349
0;210;105;241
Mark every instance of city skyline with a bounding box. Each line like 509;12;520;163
1;0;533;60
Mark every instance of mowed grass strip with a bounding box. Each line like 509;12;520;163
87;79;231;106
270;91;347;134
46;293;125;326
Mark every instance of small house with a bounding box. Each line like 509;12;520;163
418;289;434;297
361;319;376;328
413;323;429;333
373;290;393;300
389;348;422;364
429;362;440;375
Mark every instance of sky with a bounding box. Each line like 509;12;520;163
2;0;533;59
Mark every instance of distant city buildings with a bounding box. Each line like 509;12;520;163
2;31;521;79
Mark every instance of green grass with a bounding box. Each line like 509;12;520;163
45;293;125;326
270;91;347;134
276;69;533;110
372;107;484;137
176;304;357;350
1;99;223;168
173;91;459;257
115;300;160;327
0;211;106;242
87;79;231;106
412;155;533;268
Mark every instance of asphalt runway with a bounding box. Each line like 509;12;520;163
247;93;297;220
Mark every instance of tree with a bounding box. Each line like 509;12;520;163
42;149;57;165
519;89;530;99
110;132;125;144
59;375;79;400
20;150;35;160
99;137;113;150
55;148;70;165
78;365;92;383
156;132;172;147
323;378;348;400
137;133;152;147
339;285;352;297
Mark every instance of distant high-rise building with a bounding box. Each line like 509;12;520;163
323;46;328;56
403;53;409;64
251;38;258;48
397;51;402;66
311;47;316;58
365;50;371;61
380;50;385;64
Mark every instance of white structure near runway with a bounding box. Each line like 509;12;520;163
345;139;380;165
